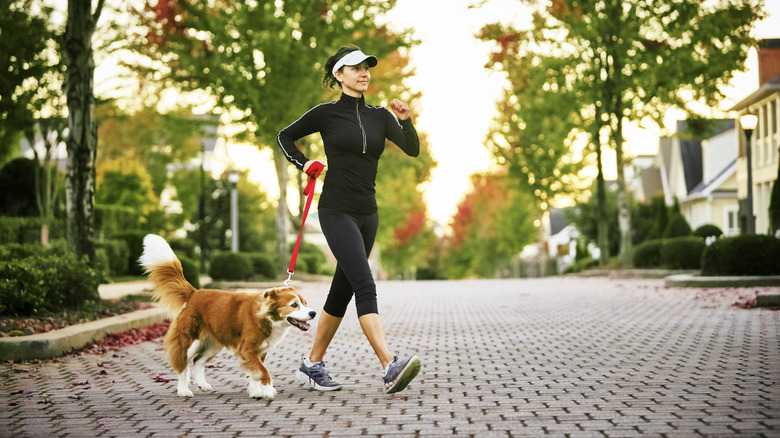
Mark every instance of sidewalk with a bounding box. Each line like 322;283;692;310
1;277;778;437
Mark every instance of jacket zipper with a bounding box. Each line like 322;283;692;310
355;100;367;153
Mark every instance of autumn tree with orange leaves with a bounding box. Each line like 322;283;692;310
444;173;536;279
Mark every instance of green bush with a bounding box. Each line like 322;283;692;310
660;236;706;270
0;242;61;261
663;214;692;238
95;204;142;238
0;217;63;245
632;239;663;268
702;235;780;276
693;224;723;239
96;239;130;277
290;242;328;275
111;230;148;276
562;257;599;274
178;255;201;289
0;253;101;316
169;237;198;260
247;252;277;280
209;252;253;281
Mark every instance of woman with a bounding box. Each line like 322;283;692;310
277;44;421;394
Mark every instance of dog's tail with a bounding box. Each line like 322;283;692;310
138;234;196;317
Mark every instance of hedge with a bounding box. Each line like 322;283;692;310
693;224;723;239
209;252;253;281
632;239;663;268
702;235;780;276
660;236;706;270
0;253;101;316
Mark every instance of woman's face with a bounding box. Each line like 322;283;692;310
335;61;371;97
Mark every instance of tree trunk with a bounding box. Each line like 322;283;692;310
614;104;632;266
273;150;291;276
64;0;103;260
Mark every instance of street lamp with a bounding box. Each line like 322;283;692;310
197;115;219;271
739;113;757;234
228;169;239;253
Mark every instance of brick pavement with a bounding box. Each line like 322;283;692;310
1;278;778;437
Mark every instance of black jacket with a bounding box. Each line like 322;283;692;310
277;93;420;214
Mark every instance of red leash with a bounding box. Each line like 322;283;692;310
285;176;317;286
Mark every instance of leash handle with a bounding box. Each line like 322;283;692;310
286;177;317;284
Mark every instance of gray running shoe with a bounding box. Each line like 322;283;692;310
296;360;343;391
383;355;421;394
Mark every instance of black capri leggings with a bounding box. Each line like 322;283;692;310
318;207;379;318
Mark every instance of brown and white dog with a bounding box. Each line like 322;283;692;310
138;234;315;400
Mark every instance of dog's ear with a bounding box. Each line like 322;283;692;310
263;288;278;300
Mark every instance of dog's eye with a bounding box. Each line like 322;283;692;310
291;303;298;308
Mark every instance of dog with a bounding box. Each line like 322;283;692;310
138;234;316;400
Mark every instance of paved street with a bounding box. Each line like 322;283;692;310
1;277;779;437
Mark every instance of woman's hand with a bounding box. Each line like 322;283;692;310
303;160;326;178
390;99;410;120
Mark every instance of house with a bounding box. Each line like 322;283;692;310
650;120;740;235
729;38;780;235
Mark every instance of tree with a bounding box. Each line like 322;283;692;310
0;0;57;165
64;0;105;260
482;0;764;265
444;172;537;279
133;0;414;272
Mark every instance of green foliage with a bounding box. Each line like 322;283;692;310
0;1;58;161
178;255;200;289
290;242;328;276
0;217;63;245
632;239;663;268
96;239;130;277
702;235;780;276
693;224;723;239
247;253;277;280
567;184;620;257
209;252;253;281
111;230;149;277
95;204;143;239
0;253;101;316
562;257;599;274
663;214;692;238
660;236;706;270
169;238;198;260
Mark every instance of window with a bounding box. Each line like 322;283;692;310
725;207;739;236
772;100;778;134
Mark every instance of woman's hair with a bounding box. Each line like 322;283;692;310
323;44;361;89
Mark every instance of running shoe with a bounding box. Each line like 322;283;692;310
383;354;421;394
296;359;343;391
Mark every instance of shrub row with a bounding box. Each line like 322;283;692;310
702;235;780;276
633;236;706;270
0;253;101;316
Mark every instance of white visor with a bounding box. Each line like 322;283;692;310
332;50;378;75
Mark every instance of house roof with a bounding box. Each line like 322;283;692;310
729;73;780;111
685;159;737;201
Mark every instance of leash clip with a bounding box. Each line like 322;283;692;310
284;269;294;287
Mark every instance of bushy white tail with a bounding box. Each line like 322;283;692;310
139;234;195;317
139;234;177;271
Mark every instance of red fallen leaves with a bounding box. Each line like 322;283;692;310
154;374;171;383
70;322;170;356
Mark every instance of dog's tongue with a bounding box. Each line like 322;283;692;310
288;317;310;331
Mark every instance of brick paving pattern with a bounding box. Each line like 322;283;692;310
1;278;778;437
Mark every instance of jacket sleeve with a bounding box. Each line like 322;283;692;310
385;109;420;157
277;105;325;171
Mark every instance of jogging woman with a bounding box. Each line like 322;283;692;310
277;44;421;394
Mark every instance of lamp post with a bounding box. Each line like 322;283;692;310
739;113;757;234
228;169;239;253
197;115;219;271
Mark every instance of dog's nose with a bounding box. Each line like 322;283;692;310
309;311;316;319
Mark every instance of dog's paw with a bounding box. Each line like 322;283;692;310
177;387;193;397
197;382;213;392
248;381;276;400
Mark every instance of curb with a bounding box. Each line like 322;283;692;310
0;307;167;362
664;274;780;288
